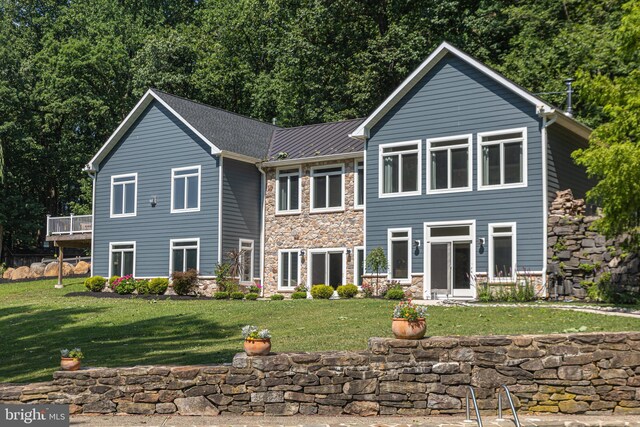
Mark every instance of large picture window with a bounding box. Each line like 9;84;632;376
388;228;411;281
110;174;137;217
489;223;516;281
311;165;344;212
170;239;199;273
239;239;254;283
276;168;300;213
478;129;527;190
278;250;300;289
110;242;135;277
171;166;201;212
379;141;421;197
427;135;472;193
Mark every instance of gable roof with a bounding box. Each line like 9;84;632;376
86;89;278;171
267;118;365;162
350;42;591;140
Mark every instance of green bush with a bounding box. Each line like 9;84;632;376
148;278;169;295
112;275;136;295
291;292;307;299
108;276;120;286
171;269;198;295
84;276;106;292
311;284;334;299
271;294;285;300
214;291;229;300
384;286;405;300
231;292;245;300
135;279;150;295
337;284;358;298
245;293;259;300
477;283;493;302
248;285;260;294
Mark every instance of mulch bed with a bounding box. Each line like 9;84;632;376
65;291;217;301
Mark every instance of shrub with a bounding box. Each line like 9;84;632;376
148;278;169;295
84;276;106;292
135;279;150;295
361;283;375;298
231;292;245;300
271;294;285;300
311;284;334;299
171;269;198;295
337;284;358;298
477;283;493;302
214;291;229;299
248;285;260;294
245;293;259;300
108;276;120;286
291;292;307;299
220;281;239;294
384;285;405;300
112;275;136;295
294;284;308;293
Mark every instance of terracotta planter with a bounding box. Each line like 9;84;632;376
244;338;271;356
392;318;426;340
60;357;81;371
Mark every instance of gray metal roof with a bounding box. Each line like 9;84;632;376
268;118;365;161
152;89;278;159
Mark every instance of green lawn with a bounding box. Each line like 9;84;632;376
2;278;640;383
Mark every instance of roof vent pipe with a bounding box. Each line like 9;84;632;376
272;118;277;125
564;78;574;118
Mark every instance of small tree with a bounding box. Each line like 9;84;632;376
366;247;388;297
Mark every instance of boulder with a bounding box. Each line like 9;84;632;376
44;262;74;277
174;396;219;416
2;268;14;279
10;266;32;280
74;261;91;275
30;262;46;277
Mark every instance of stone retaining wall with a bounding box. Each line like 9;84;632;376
2;332;640;416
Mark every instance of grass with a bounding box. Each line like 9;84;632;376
2;279;640;383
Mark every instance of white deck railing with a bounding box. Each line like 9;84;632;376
46;214;92;236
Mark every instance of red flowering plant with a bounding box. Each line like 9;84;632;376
392;299;428;322
111;274;136;295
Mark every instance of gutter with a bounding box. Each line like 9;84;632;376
261;152;363;168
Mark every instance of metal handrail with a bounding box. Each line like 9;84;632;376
497;384;521;427
464;385;483;427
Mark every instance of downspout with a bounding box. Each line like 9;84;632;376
540;111;557;296
257;163;266;298
85;167;97;277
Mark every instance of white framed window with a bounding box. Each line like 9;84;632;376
354;160;364;209
307;248;346;288
310;165;344;212
354;246;365;287
109;242;135;277
427;134;472;194
379;141;421;197
489;223;517;281
278;249;300;290
276;168;301;214
171;166;201;213
110;173;137;217
478;128;527;190
239;239;254;283
388;228;412;281
170;238;199;273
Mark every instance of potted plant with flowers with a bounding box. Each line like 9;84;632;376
241;325;271;356
392;299;427;339
60;348;84;371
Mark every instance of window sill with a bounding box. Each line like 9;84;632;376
426;187;472;195
110;213;136;218
310;207;345;214
477;182;527;191
171;208;201;214
275;211;302;217
378;191;421;199
353;205;364;211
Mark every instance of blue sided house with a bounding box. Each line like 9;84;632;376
72;42;591;299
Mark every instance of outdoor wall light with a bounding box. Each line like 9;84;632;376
346;249;352;256
299;249;306;258
413;240;421;248
149;196;158;208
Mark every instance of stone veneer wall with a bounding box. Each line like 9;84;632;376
262;160;364;296
2;332;640;416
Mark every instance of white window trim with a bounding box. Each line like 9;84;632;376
275;167;302;215
239;238;255;284
354;160;365;210
306;247;347;288
108;241;136;277
354;245;365;287
426;134;473;194
110;173;138;218
170;165;202;213
310;164;345;213
378;140;422;198
387;228;412;283
488;222;517;282
477;128;528;191
277;248;301;291
169;238;200;275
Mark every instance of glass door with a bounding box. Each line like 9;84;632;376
452;242;472;297
430;243;450;297
310;251;344;289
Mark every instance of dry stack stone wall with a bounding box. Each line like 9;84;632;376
2;332;640;416
548;190;640;299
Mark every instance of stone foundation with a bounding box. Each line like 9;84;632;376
3;332;640;416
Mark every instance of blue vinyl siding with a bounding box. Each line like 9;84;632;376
547;124;594;202
221;158;262;278
366;53;545;274
93;101;219;277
